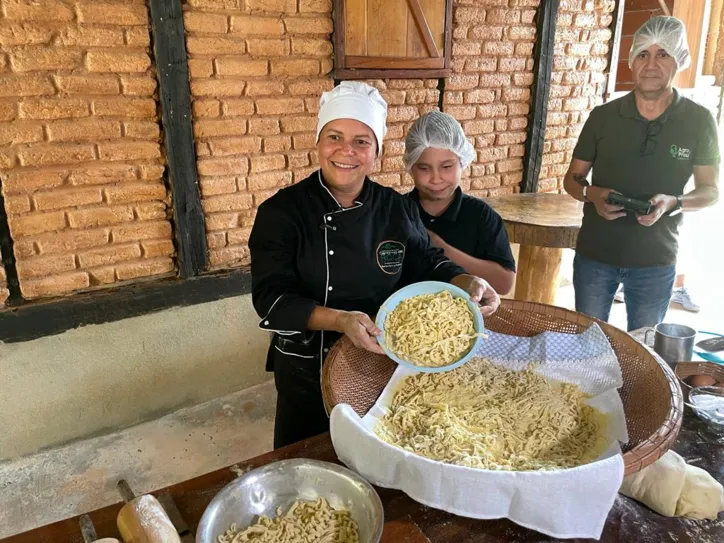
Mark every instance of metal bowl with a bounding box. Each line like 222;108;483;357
689;385;724;433
195;458;384;543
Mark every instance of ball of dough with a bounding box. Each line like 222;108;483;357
619;450;686;517
675;464;724;520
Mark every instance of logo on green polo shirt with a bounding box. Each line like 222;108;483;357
669;144;691;160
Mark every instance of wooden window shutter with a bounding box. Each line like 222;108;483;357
333;0;453;79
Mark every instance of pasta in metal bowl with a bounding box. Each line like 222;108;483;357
217;497;359;543
383;290;480;368
376;357;610;471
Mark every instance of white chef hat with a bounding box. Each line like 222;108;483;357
628;16;691;72
316;81;388;155
404;111;476;171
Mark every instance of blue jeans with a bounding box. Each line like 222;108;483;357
573;253;676;332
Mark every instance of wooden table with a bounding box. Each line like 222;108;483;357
6;411;722;543
486;193;583;304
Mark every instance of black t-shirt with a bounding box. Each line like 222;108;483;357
408;187;516;272
573;90;720;268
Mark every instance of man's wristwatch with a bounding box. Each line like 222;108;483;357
669;195;683;216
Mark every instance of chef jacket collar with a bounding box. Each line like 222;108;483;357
315;170;371;211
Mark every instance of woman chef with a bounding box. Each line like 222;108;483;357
249;82;500;449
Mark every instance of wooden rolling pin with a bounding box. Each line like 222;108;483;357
116;480;181;543
79;514;120;543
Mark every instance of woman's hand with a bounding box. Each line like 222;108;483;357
451;274;500;317
335;311;385;354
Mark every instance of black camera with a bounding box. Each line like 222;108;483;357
606;193;653;215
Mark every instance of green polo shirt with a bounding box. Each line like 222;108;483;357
573;90;720;268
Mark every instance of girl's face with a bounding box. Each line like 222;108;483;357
410;148;461;202
317;119;377;193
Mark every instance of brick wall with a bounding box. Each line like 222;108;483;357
444;0;539;199
0;251;7;305
0;0;174;299
538;0;616;193
615;0;673;91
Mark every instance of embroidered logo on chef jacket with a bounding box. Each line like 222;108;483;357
376;241;405;274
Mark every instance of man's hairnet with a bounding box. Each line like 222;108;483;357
404;111;476;171
628;16;691;71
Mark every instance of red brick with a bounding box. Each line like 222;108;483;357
67;165;135;187
188;0;242;8
67;206;134;228
243;81;284;97
105;183;167;205
574;13;597;28
93;97;156;118
271;59;319;77
453;25;470;39
210;136;262;156
250;154;286;173
264;135;292;152
16;253;76;280
453;41;482;56
76;1;147;25
503;88;531;102
247;0;296;11
199;176;237;196
226;227;252;245
446;74;478;91
194;119;247;138
0;149;16;169
35;229;109;255
98;142;161;162
3;0;74;22
284;17;333;35
248;118;280;135
513;73;534;86
188;59;214;79
57;26;124;47
291;37;332;56
0;122;43;146
248;170;292;191
3;195;31;213
288;151;310;168
21;272;90;298
187;36;246;56
508;102;530;116
299;0;331;12
9;211;66;237
255;97;305;115
124;121;160;140
87;266;116;285
247;38;289;56
125;27;151;48
141;239;175;258
11;47;82;71
462;119;494;135
2;170;67;195
387;106;418;123
463;89;495;104
478;104;507;118
465;58;498;72
19;143;95;167
230;15;284;36
483;41;515;56
19;99;90;120
222;99;255;116
208;246;248;267
444;105;477;121
115;257;174;281
56;75;120;96
498;57;527;72
515;42;534;56
120;76;157;97
0;22;55;46
287;78;333;96
205;212;239;231
184;12;228;33
110;220;172;243
215;57;268;77
496;133;527;146
47;119;121;142
477;147;509;163
507;25;536;40
479;74;512;88
135;202;168;221
0;102;15;121
34;188;103;211
198;157;249;177
192;99;221;118
455;7;485;24
469;25;503;40
76;243;141;269
203;193;254;213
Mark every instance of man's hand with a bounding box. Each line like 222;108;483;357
587;186;626;221
335;311;384;354
451;274;500;317
638;194;677;227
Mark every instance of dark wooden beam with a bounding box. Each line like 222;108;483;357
606;0;626;100
0;191;23;306
521;0;560;193
0;269;252;343
148;0;208;278
332;0;346;72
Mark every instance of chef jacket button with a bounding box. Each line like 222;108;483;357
328;286;333;291
430;218;435;222
324;348;329;353
332;226;337;231
264;320;269;326
326;216;331;221
329;250;334;255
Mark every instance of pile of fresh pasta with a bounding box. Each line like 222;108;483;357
376;357;609;471
217;497;359;543
384;290;479;367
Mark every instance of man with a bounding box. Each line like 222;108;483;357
404;111;516;295
563;16;719;331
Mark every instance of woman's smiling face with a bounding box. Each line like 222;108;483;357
317;119;377;193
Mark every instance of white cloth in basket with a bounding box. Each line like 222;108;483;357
330;324;629;540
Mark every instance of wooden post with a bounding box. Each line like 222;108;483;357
148;0;208;278
514;246;564;305
605;0;626;101
672;0;712;88
520;0;560;193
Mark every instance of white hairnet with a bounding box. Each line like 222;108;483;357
404;111;476;171
628;16;690;71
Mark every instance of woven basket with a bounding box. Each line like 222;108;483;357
322;299;683;477
675;361;724;401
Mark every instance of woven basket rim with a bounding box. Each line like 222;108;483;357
322;299;683;477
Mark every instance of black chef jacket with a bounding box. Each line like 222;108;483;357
408;187;516;272
249;170;466;370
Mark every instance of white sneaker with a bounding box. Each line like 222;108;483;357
670;287;700;313
613;285;624;303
